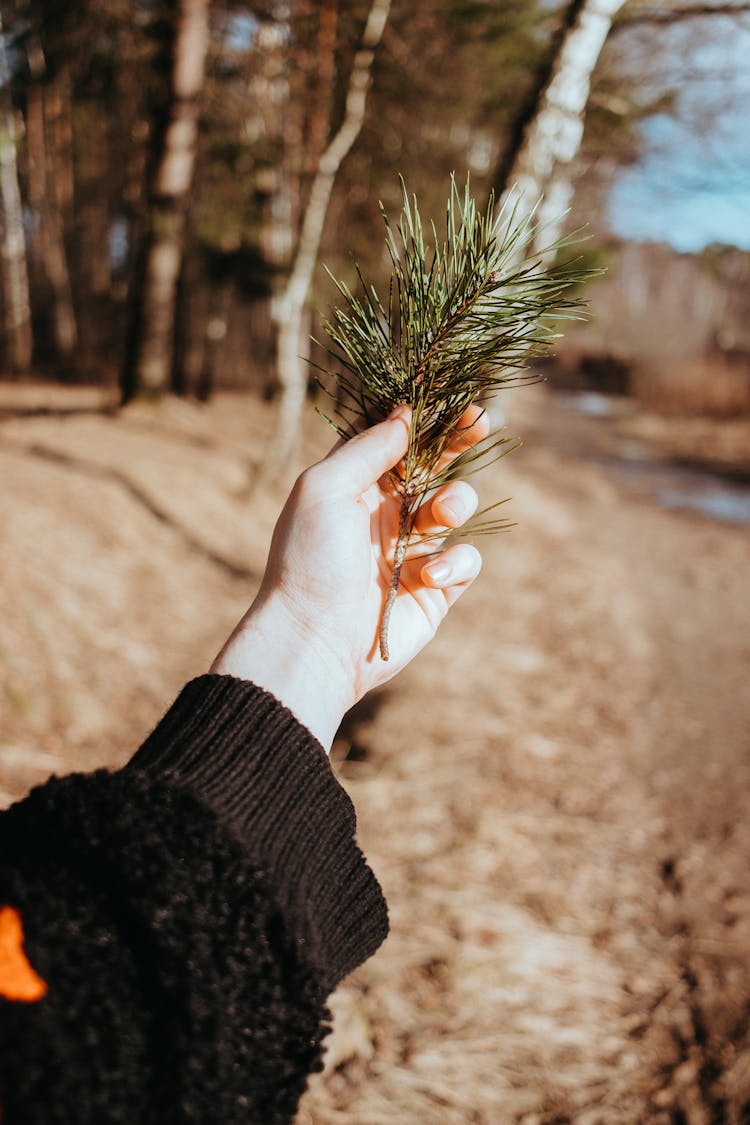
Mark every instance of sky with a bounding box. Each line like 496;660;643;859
607;9;750;252
609;114;750;251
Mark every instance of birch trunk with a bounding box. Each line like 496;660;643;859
0;11;32;372
127;0;210;398
499;0;627;254
261;0;392;483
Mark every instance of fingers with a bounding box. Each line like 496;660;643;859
442;403;490;459
316;402;487;501
414;480;478;535
318;406;411;497
420;543;482;609
421;543;481;588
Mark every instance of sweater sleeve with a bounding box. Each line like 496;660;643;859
0;675;389;1125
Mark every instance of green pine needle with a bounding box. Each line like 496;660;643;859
315;174;591;659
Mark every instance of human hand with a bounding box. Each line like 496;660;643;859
211;405;488;749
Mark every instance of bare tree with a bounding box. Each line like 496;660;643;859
0;8;32;372
123;0;210;400
498;0;627;253
261;0;392;483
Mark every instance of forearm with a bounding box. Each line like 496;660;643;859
0;677;388;1124
126;674;388;985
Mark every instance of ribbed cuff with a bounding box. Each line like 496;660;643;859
125;675;388;989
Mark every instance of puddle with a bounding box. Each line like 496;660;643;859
659;486;750;526
553;392;750;530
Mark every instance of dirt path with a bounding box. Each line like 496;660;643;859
1;384;749;1123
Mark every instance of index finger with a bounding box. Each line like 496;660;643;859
317;406;412;497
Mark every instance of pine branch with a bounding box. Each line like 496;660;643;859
316;175;592;659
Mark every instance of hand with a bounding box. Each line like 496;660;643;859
211;405;487;749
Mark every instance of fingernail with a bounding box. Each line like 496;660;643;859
424;560;451;585
441;500;464;523
388;404;410;422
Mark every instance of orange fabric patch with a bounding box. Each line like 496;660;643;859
0;905;48;1002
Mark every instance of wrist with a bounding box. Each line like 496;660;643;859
210;600;353;751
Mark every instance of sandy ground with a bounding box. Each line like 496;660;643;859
1;382;749;1124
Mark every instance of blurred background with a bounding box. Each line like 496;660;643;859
1;1;749;1122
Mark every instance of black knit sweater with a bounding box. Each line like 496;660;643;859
0;675;389;1124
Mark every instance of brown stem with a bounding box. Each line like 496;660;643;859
379;495;413;661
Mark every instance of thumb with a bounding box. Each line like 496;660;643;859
321;407;411;497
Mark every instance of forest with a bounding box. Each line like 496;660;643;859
2;1;750;1122
1;1;747;432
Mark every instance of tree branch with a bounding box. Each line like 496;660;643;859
279;0;392;319
613;2;750;30
261;0;392;483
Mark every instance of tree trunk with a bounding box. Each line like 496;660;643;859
256;4;297;275
26;40;78;367
197;274;233;401
304;0;339;176
261;0;392;484
124;0;210;400
0;11;32;373
78;104;112;301
498;0;627;254
72;102;113;377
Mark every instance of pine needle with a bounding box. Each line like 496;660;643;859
316;175;591;659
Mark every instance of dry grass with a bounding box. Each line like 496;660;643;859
2;382;750;1123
